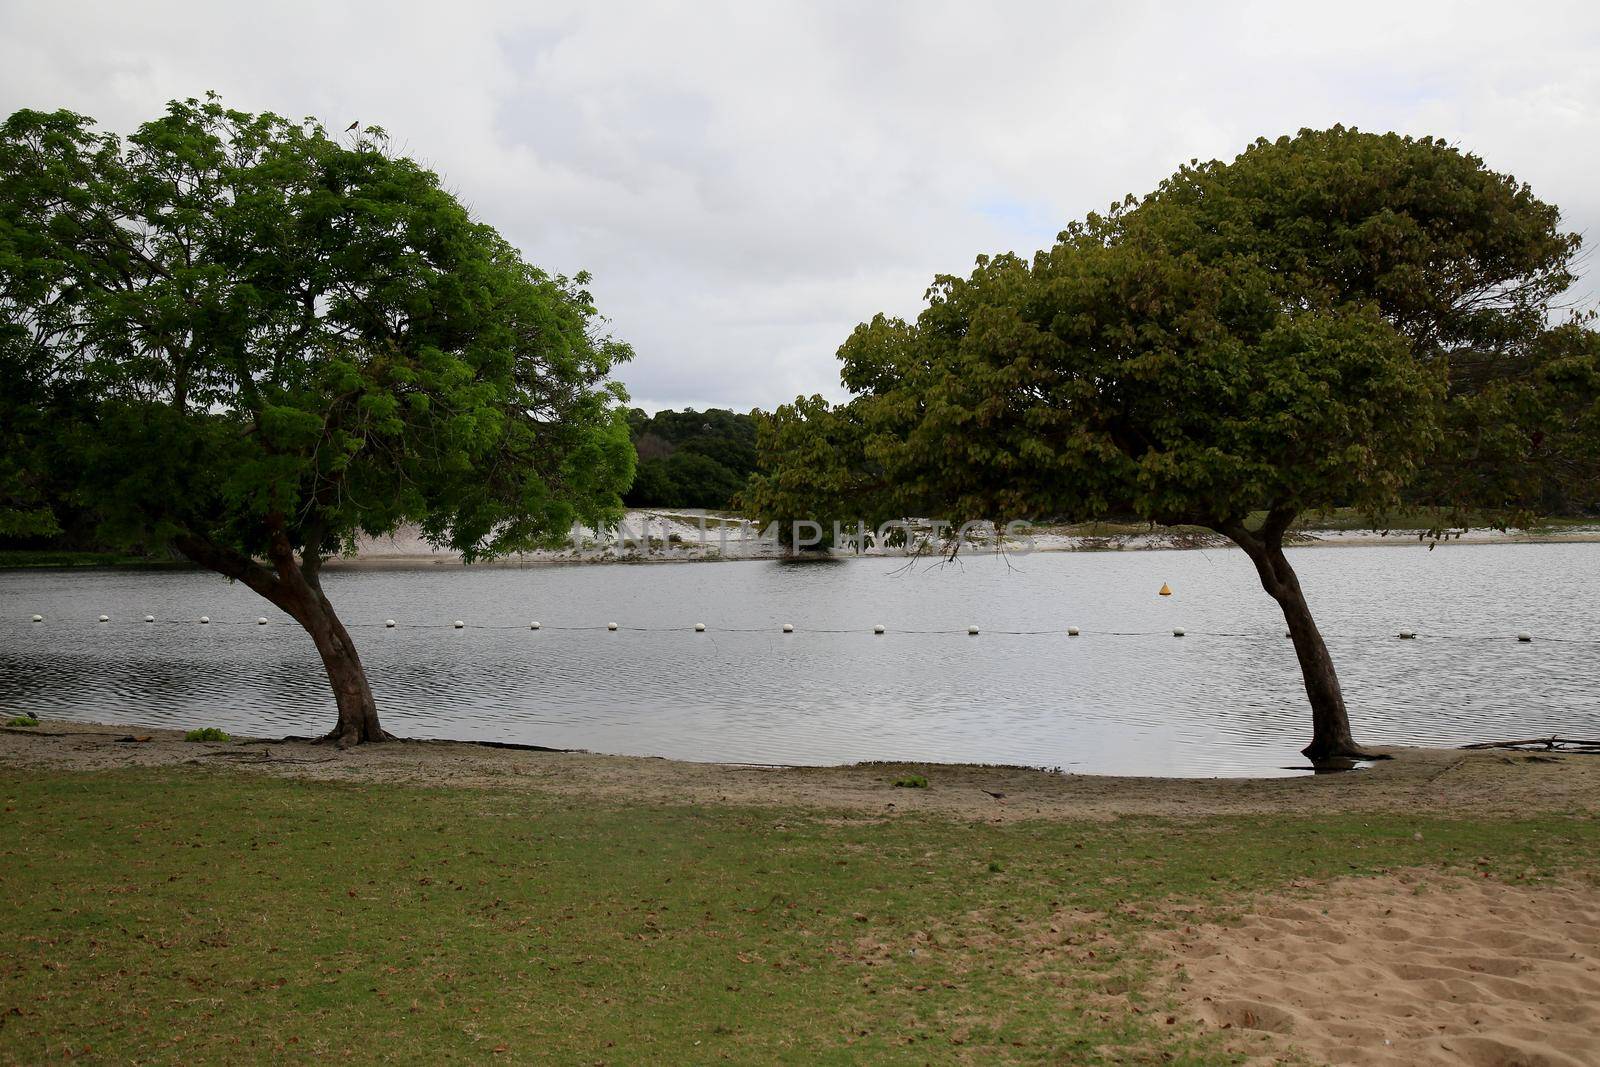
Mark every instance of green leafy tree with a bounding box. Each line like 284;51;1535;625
1409;322;1600;518
742;395;868;551
657;452;745;509
624;458;681;509
0;360;62;539
621;406;759;509
0;96;635;744
754;128;1590;762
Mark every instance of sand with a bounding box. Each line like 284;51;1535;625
3;719;1600;822
1159;873;1600;1066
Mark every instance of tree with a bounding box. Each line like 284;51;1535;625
742;395;868;552
1408;322;1600;519
0;96;635;744
0;348;62;540
621;406;759;509
752;127;1589;762
651;451;746;509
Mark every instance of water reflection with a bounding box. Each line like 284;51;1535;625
2;543;1598;777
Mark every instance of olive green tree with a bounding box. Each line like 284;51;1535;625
0;96;635;744
753;128;1590;762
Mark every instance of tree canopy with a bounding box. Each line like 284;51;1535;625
622;406;758;509
747;126;1596;761
0;95;636;742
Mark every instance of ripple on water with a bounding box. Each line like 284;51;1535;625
3;543;1599;776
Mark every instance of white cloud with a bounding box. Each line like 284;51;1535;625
3;0;1597;410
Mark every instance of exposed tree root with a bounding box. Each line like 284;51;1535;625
1302;742;1393;765
314;726;401;748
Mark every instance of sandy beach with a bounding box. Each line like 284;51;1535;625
1160;872;1600;1066
4;719;1600;821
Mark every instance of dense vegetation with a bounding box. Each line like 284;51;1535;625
623;406;759;510
746;127;1600;761
0;96;635;743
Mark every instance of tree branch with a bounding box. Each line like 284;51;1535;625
1260;505;1299;546
170;533;281;602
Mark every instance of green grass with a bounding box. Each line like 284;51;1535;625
0;769;1594;1064
3;717;38;728
182;728;233;743
647;509;750;530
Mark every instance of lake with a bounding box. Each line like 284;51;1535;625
3;542;1597;777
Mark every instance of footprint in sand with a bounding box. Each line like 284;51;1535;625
1160;875;1600;1067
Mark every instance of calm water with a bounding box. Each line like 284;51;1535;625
2;543;1598;776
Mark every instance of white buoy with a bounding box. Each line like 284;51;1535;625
694;623;706;632
967;625;979;635
144;615;154;623
530;621;542;630
199;616;210;624
873;624;885;634
1398;630;1415;639
608;622;619;631
1173;628;1186;637
98;614;109;623
453;620;465;629
1516;632;1532;642
385;619;396;628
31;614;42;622
782;623;794;633
257;617;268;625
1067;627;1080;637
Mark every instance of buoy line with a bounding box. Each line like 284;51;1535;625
9;616;1580;643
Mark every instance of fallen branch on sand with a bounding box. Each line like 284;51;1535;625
1461;736;1600;754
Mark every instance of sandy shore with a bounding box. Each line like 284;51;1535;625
4;719;1598;822
4;720;1598;1064
323;514;1600;568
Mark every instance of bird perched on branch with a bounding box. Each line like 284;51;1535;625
345;121;359;132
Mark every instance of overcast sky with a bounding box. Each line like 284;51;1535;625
3;2;1598;412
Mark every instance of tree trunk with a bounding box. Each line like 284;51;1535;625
284;583;390;746
172;525;393;746
1219;518;1386;764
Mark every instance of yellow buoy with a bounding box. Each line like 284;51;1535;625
1158;583;1172;597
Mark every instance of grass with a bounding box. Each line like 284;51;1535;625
182;728;232;743
646;509;750;530
0;768;1595;1064
3;717;38;728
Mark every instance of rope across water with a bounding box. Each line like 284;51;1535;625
12;615;1591;643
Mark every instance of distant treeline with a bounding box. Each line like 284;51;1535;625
623;408;759;510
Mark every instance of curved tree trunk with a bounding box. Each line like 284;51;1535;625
1218;513;1385;764
172;519;392;746
281;579;390;746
